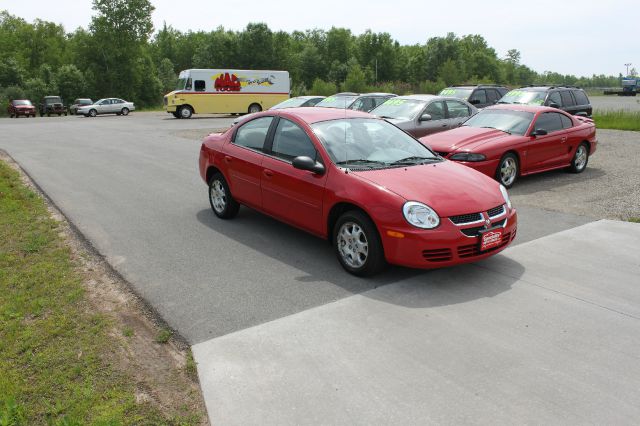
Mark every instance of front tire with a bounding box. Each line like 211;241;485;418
121;107;130;116
88;109;97;117
208;173;239;219
333;210;386;277
569;142;589;173
179;105;193;119
248;103;262;114
496;153;519;188
172;111;180;119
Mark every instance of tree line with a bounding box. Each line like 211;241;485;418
0;0;624;113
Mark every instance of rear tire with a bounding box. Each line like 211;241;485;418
208;173;240;219
248;103;262;114
569;142;589;173
333;210;386;277
496;153;519;188
172;111;180;119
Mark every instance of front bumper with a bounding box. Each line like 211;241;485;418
381;208;517;269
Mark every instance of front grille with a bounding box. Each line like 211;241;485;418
422;248;453;262
457;232;512;258
449;212;482;224
487;204;505;218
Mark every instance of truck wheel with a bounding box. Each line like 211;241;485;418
248;103;262;114
179;106;193;119
172;112;180;119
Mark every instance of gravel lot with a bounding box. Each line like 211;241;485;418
509;129;640;220
591;95;640;112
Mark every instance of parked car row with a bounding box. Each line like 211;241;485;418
6;96;136;118
199;86;597;277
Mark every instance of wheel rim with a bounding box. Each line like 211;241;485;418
122;108;129;116
210;180;226;213
180;108;191;118
500;157;517;186
574;145;587;170
90;110;96;117
337;222;369;269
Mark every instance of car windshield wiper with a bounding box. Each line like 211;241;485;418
480;126;511;135
390;156;442;165
335;159;388;168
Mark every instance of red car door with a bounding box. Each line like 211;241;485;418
523;111;568;172
222;116;274;209
260;118;327;235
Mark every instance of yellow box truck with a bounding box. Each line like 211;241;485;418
163;69;290;118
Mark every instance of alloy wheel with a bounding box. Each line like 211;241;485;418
337;222;369;268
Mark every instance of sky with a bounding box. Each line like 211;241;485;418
2;0;636;77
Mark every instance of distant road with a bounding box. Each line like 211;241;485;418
591;95;640;112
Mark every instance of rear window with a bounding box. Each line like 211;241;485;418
572;90;589;105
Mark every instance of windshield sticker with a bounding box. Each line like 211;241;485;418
384;99;407;106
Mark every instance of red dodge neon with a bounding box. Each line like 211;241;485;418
420;105;597;188
199;108;517;276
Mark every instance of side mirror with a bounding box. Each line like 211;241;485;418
419;113;432;122
548;102;560;109
292;156;325;174
530;129;548;137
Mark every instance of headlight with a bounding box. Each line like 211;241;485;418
403;201;440;229
449;152;486;162
499;185;512;210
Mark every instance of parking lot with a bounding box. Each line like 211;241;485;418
591;94;640;112
2;112;640;424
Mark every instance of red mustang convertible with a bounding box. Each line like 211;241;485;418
420;105;597;187
199;108;517;276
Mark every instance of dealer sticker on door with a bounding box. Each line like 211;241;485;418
480;229;503;251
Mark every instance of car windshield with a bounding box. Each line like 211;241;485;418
311;118;439;168
370;98;426;120
462;109;534;136
439;88;473;99
94;99;106;104
13;100;32;106
45;98;61;104
315;96;358;109
499;90;546;106
175;78;188;90
271;98;309;109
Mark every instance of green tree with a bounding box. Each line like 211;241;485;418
343;60;368;93
56;64;87;103
158;58;176;93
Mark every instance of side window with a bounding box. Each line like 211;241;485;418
560;91;575;106
373;97;388;108
271;119;317;161
185;78;193;90
548;91;562;106
424;101;445;120
534;112;564;133
233;116;273;152
573;90;589;105
560;114;573;129
308;98;323;107
469;89;487;104
445;100;471;118
486;89;499;104
194;80;206;92
349;98;365;111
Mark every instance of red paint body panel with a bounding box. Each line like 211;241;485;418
420;105;597;180
199;108;517;269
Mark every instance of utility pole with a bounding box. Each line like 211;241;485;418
625;63;632;76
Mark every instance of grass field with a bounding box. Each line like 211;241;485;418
0;160;199;425
593;110;640;131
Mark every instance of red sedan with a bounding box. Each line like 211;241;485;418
199;108;517;276
420;105;597;187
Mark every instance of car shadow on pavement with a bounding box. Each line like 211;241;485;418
196;207;524;309
510;167;606;196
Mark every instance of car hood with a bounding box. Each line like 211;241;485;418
15;105;34;109
350;161;504;217
420;126;518;152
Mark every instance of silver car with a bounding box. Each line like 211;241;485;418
78;98;135;117
370;95;478;138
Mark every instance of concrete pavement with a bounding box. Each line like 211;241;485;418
193;220;640;425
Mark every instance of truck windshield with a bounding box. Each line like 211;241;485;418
14;100;32;106
176;78;188;90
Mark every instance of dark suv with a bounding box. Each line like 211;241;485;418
498;86;592;117
39;96;68;117
438;85;508;108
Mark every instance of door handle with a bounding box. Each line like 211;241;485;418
263;169;274;178
224;156;232;163
560;137;567;143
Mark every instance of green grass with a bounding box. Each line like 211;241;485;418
593;110;640;131
0;161;192;425
628;217;640;223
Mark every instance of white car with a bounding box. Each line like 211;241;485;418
78;98;135;117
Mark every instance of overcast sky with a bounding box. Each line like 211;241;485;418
3;0;636;77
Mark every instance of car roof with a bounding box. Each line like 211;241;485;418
296;95;326;100
359;93;396;97
484;104;569;114
270;106;373;123
393;94;438;101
